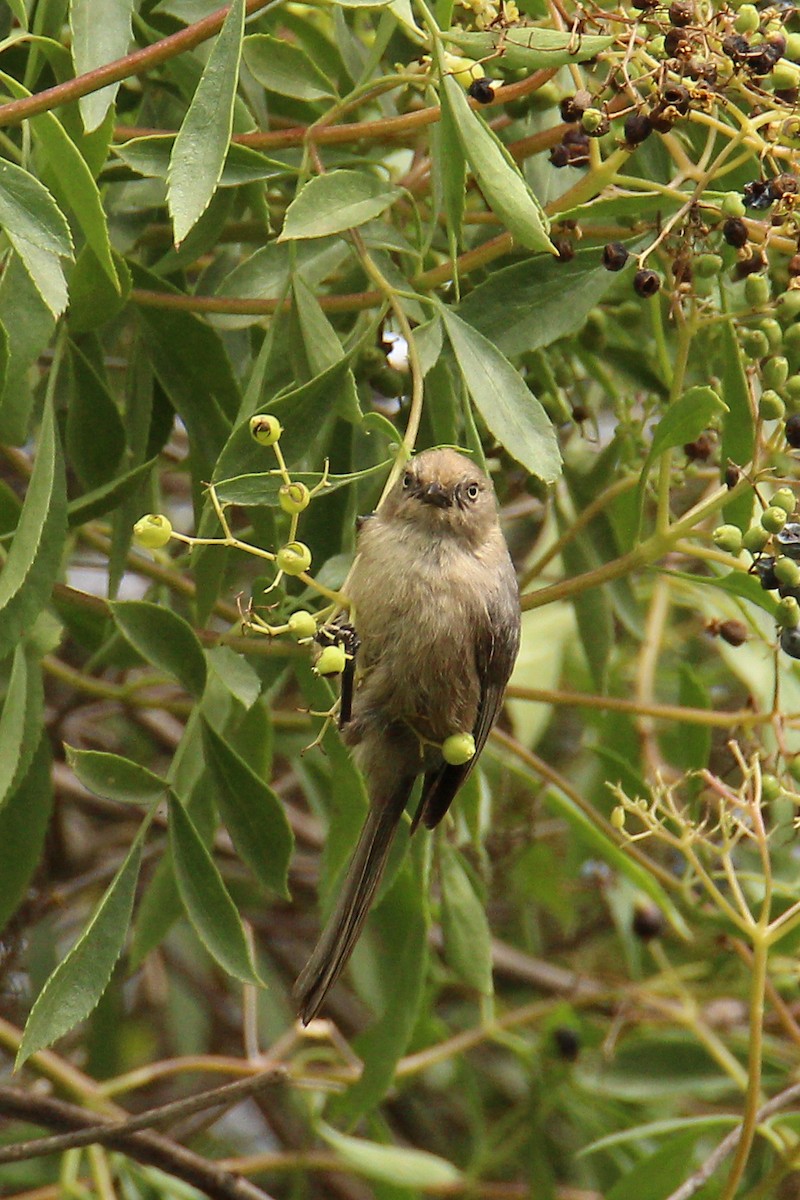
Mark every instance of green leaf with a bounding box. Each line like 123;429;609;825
637;386;728;521
441;307;561;482
168;791;262;984
68;245;131;334
604;1130;702;1200
243;34;336;100
432;86;465;259
318;1124;462;1189
215;462;390;507
111;600;207;698
206;645;261;709
439;842;493;995
456;246;628;358
669;568;778;619
293;273;345;375
0;254;55;444
202;719;293;897
719;319;754;529
442;75;553;256
66;747;168;806
0;159;72;316
0;400;67;663
0;644;44;814
279;170;400;240
16;825;145;1067
71;0;134;130
445;27;614;71
115;135;288;187
66;341;126;489
0;737;52;934
68;457;158;528
168;0;245;245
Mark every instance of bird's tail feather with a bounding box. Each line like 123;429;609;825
294;781;413;1024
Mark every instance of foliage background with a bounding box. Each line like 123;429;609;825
2;0;800;1198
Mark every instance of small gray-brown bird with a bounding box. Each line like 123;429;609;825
294;448;521;1022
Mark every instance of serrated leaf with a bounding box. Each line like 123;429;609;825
16;826;144;1066
440;842;493;995
202;719;293;897
168;791;262;984
111;600;207;698
279;170;400;241
0;401;67;663
0;737;52;934
243;34;336;100
0;159;72;316
445;27;614;71
115;135;288;187
168;0;245;245
0;644;43;814
66;747;167;806
0;254;56;443
71;0;134;130
442;307;561;482
442;75;553;256
318;1123;462;1188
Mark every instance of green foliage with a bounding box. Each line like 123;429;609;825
3;2;800;1198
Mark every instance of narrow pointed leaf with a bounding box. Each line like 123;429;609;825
66;747;168;806
111;600;207;698
318;1123;462;1188
0;737;53;934
168;0;245;245
442;308;561;482
0;160;72;316
168;791;262;984
71;0;134;130
243;34;336;100
279;170;400;241
0;645;43;813
17;829;144;1066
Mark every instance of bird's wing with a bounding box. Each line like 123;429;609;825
411;574;520;832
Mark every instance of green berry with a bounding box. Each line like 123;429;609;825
734;3;759;32
611;805;626;831
721;192;747;218
784;324;800;365
763;357;789;390
249;414;283;446
775;556;800;586
771;487;796;514
760;318;783;351
742;329;770;359
762;505;789;533
779;293;800;323
786;32;800;61
712;524;743;554
761;773;782;802
442;732;476;766
695;253;723;278
694;276;716;299
287;610;317;639
760;390;786;421
276;540;312;576
776;595;800;628
315;644;347;675
745;274;771;307
581;107;606;133
768;60;800;92
785;375;800;402
133;513;173;549
278;481;311;514
742;524;771;553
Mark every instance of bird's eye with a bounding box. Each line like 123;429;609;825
466;482;480;501
402;472;414;489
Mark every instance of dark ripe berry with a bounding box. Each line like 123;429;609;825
719;619;749;646
563;127;590;148
549;143;570;168
468;78;496;104
769;173;798;200
752;556;780;590
669;0;693;25
776;522;800;559
663;27;688;56
733;252;766;281
788;255;800;277
725;463;741;489
633;268;661;297
624;111;652;145
649;108;676;133
781;626;800;659
554;238;575;262
722;216;748;248
602;242;629;271
633;902;665;941
722;34;751;63
743;180;773;210
553;1027;581;1061
559;89;592;122
775;88;799;104
684;433;713;461
631;0;658;9
663;84;691;114
789;415;800;451
571;403;590;422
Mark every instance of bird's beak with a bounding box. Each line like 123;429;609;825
418;481;451;509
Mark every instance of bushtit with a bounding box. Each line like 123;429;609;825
294;448;521;1023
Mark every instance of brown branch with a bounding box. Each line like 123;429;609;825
0;0;272;127
0;1081;278;1200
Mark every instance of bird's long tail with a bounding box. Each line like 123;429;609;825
294;780;413;1024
